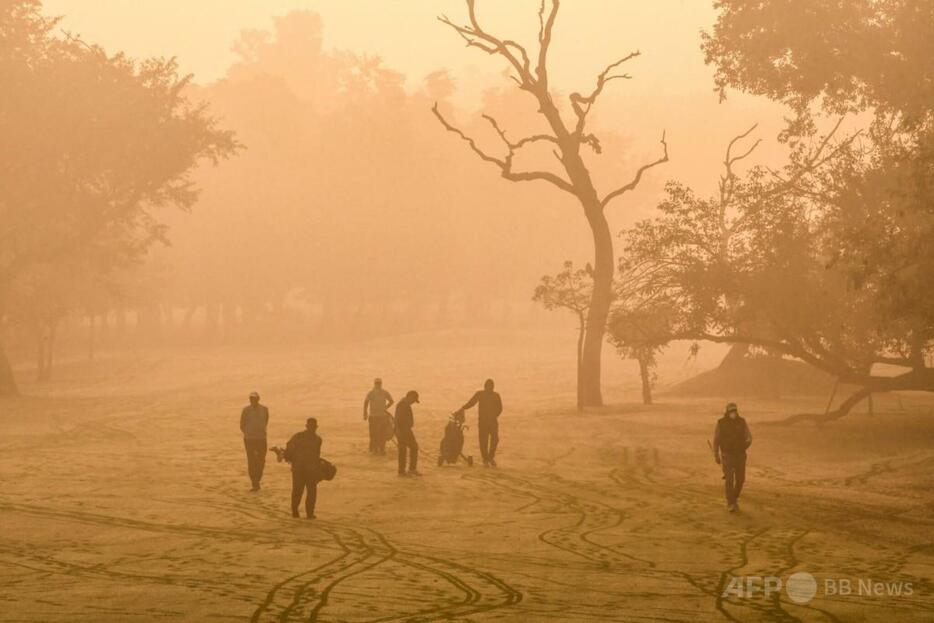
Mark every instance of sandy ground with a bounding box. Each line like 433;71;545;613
0;330;932;622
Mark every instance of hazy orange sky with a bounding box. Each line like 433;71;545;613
43;0;788;193
46;1;713;91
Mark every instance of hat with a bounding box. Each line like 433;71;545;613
374;377;383;384
249;391;260;399
725;402;738;414
406;390;420;403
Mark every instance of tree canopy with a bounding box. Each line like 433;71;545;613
0;0;237;393
702;0;934;124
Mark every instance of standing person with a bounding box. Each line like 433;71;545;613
394;390;421;477
284;417;322;519
240;391;269;491
460;379;503;467
712;402;753;512
363;378;394;455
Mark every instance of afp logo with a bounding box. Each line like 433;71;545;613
722;572;913;604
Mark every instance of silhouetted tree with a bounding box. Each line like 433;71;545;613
0;0;237;394
607;305;671;406
434;0;668;407
533;261;592;410
646;0;934;419
626;121;934;419
703;0;934;124
606;256;676;406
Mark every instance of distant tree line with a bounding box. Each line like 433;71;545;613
0;0;236;395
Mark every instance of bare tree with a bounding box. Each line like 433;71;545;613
433;0;668;407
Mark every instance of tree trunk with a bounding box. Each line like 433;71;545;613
535;94;615;408
45;320;56;381
0;346;16;396
719;343;750;368
639;357;653;405
205;301;219;337
184;305;197;330
219;303;230;341
0;291;18;396
87;314;96;361
576;312;585;412
36;326;47;382
579;206;614;408
116;307;127;333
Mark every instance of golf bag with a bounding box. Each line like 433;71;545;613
438;410;473;467
373;411;395;445
269;446;337;481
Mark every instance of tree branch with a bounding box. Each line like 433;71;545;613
670;330;850;380
433;104;575;194
770;386;873;426
569;51;640;136
725;123;761;169
481;114;558;150
437;1;534;87
717;124;761;234
536;0;560;84
601;131;669;208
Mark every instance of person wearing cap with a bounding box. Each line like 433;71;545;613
712;402;752;512
394;390;421;476
240;391;270;491
459;378;503;467
363;378;394;455
284;417;322;519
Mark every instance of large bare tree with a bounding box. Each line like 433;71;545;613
433;0;667;407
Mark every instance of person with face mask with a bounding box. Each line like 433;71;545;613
712;402;752;512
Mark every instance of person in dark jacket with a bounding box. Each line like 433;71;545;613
712;402;753;512
460;379;503;467
284;417;322;519
240;391;269;491
394;390;421;477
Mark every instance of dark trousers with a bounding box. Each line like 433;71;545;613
397;428;418;473
243;438;267;486
291;469;318;516
721;451;747;505
368;415;387;454
479;420;499;463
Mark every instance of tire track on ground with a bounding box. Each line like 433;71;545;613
251;521;522;623
0;500;338;551
210;482;522;622
466;470;656;570
0;544;258;605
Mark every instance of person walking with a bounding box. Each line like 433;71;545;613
394;390;421;477
363;378;394;455
460;379;503;467
284;417;323;519
240;391;269;491
712;402;753;512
